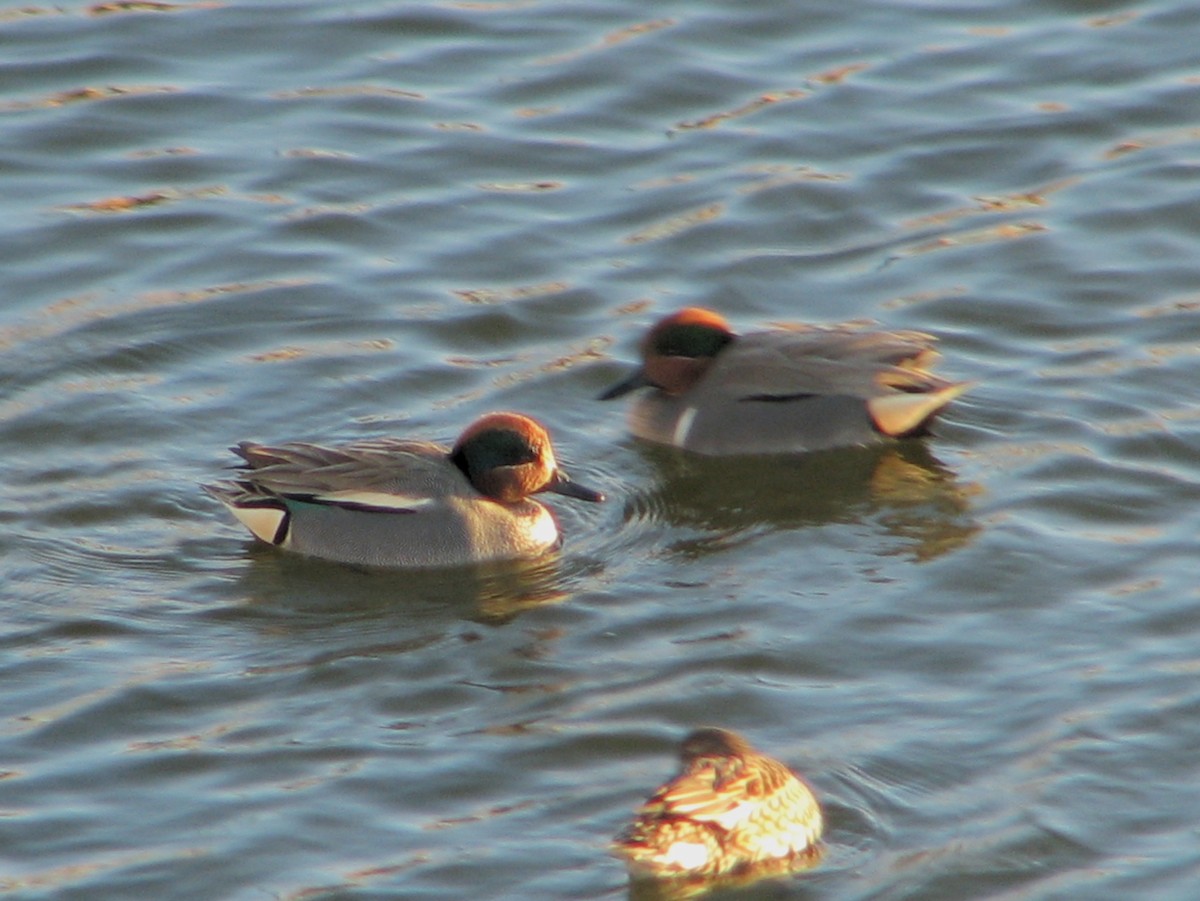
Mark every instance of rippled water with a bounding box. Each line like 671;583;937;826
3;0;1200;898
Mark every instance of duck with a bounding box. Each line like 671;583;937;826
599;307;969;455
203;411;604;568
614;727;823;879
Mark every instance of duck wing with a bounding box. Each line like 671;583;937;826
636;756;795;832
713;328;951;401
228;437;468;512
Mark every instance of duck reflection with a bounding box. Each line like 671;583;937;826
228;546;575;625
626;852;822;900
623;441;980;562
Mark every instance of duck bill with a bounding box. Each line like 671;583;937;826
546;471;605;503
598;367;650;400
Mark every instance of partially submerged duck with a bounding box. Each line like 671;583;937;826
601;307;969;455
614;727;823;879
204;412;603;568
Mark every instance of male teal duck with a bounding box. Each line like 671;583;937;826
600;307;969;455
204;412;603;568
614;727;823;878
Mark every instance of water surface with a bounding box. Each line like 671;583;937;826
2;1;1200;898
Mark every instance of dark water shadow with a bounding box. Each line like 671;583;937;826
212;544;582;627
623;440;981;563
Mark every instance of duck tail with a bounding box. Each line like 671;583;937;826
203;481;291;546
867;381;972;437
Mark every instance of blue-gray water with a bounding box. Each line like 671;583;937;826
3;1;1200;898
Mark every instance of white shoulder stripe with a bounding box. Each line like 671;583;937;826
322;490;434;511
672;406;698;447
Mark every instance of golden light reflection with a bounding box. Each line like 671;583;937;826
0;848;206;893
425;799;538;831
476;181;564;192
0;279;311;353
624;203;724;244
1103;127;1200;160
1;84;176;111
536;18;676;66
59;185;228;214
89;1;218;13
453;281;570;304
809;62;869;85
899;222;1046;259
1087;11;1138;28
272;85;423;101
738;163;845;195
903;179;1074;230
674;90;807;131
445;0;538;9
